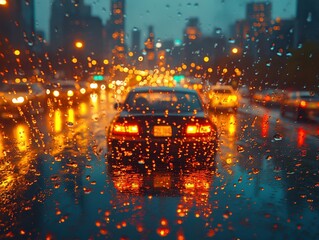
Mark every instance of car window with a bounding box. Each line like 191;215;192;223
125;91;202;113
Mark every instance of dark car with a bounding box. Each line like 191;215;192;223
280;90;319;121
106;86;218;169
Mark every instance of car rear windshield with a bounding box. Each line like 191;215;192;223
125;91;203;113
213;89;232;94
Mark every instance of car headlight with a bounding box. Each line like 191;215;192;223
53;90;60;97
67;90;74;97
80;88;86;94
90;83;98;89
12;96;25;104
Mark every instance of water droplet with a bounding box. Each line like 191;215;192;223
83;187;92;194
273;133;283;141
67;122;74;127
228;38;235;44
307;12;312;22
266;155;272;160
237;145;245;152
215;28;222;34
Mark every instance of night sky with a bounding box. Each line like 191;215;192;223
35;0;297;42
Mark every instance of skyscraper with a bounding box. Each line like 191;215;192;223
109;0;126;64
0;0;35;49
245;2;272;60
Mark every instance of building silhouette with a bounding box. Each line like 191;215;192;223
295;0;319;45
0;0;35;50
108;0;126;65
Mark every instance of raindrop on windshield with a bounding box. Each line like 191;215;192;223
273;133;283;141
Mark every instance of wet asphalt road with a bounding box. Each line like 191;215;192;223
1;93;318;239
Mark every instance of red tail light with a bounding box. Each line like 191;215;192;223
264;95;271;102
300;100;307;108
112;123;139;135
186;124;212;135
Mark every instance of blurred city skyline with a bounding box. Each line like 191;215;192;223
35;0;296;41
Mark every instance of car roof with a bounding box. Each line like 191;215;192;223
210;85;234;89
130;86;198;94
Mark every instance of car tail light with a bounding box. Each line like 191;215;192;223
186;124;212;135
300;100;307;108
112;123;139;135
228;95;238;101
264;95;271;102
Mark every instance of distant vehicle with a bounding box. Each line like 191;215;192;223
0;82;46;119
45;79;84;106
252;88;285;107
280;90;319;121
208;85;239;112
106;86;218;169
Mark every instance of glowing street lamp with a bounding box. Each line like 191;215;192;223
75;41;84;49
0;0;7;6
231;47;239;54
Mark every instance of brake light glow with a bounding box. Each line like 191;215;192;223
300;100;307;108
186;124;212;135
264;95;271;102
228;95;238;101
113;123;139;135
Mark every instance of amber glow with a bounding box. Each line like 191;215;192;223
228;114;236;137
113;123;139;134
75;41;84;49
54;109;62;133
186;125;211;134
14;50;20;56
67;108;75;125
300;100;307;108
0;0;7;5
232;48;239;54
15;124;29;152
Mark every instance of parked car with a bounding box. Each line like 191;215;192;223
106;86;218;169
252;88;285;107
280;90;319;121
208;85;239;112
0;82;46;119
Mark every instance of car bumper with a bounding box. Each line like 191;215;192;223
210;102;238;109
107;137;217;164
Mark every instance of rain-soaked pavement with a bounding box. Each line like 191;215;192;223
1;91;319;239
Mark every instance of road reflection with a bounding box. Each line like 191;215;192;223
107;161;216;239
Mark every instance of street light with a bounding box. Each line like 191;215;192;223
75;41;84;49
232;47;239;54
0;0;7;6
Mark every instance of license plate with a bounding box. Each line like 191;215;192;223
153;125;172;137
